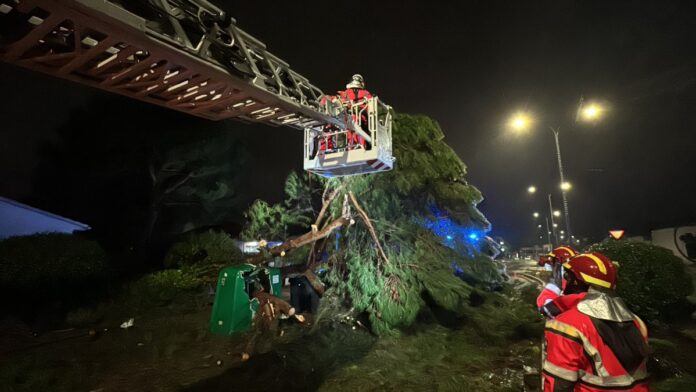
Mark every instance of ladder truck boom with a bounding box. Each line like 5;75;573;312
1;0;332;126
0;0;394;177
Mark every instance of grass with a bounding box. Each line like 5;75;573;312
6;271;694;392
319;326;498;391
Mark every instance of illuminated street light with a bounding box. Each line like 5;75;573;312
553;223;558;228
580;102;605;122
508;111;533;132
533;212;540;218
537;224;542;228
509;99;608;245
553;210;561;217
560;230;565;234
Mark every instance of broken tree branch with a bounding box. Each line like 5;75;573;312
307;182;346;265
244;216;350;265
348;191;390;265
315;182;347;228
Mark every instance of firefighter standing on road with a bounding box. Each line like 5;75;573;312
537;246;588;319
543;252;650;391
537;246;578;307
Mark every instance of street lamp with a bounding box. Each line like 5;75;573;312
509;111;533;132
510;98;608;240
579;102;606;122
528;185;537;194
533;212;540;218
553;210;561;217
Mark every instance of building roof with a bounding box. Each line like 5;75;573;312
0;196;90;239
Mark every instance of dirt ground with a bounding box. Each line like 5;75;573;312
2;280;695;391
0;291;541;392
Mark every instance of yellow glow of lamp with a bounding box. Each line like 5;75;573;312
580;103;605;121
508;111;533;132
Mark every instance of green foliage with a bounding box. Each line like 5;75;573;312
652;374;696;392
589;240;693;321
240;200;294;241
163;230;242;268
241;172;316;241
126;269;203;307
0;234;107;294
470;289;544;343
242;113;499;335
385;114;490;229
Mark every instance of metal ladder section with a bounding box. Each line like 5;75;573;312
0;0;342;129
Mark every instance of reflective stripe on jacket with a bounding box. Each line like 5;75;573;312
543;307;649;391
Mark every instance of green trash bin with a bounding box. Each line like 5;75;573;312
208;265;283;336
208;264;259;336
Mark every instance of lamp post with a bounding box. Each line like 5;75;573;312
507;98;607;246
548;193;559;246
550;126;572;239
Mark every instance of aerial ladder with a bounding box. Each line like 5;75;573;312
0;0;394;177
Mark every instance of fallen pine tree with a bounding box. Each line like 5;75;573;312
239;114;504;335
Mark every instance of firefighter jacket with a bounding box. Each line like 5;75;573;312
543;289;650;391
338;88;372;104
539;290;586;319
537;282;562;309
337;88;373;147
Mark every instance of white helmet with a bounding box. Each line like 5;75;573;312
346;74;365;89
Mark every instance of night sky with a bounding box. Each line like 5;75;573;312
1;1;695;246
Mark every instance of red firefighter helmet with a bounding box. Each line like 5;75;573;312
538;245;578;266
563;252;617;289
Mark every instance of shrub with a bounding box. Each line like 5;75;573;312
163;230;242;268
0;233;107;296
126;269;203;307
589;240;693;321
